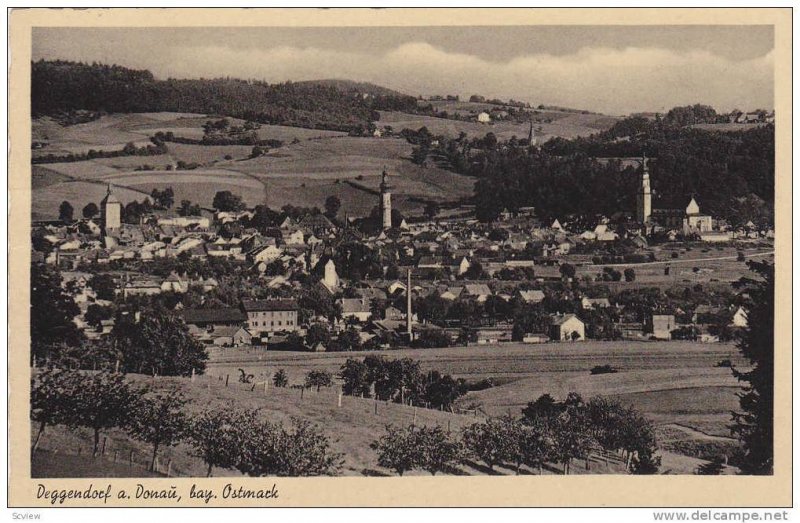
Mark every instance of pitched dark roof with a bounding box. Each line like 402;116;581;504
241;299;298;312
181;308;246;324
298;214;335;229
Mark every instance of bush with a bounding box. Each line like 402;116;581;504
273;369;289;388
590;364;618;375
239;418;343;476
304;370;333;391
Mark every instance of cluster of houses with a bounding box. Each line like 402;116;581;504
34;170;760;351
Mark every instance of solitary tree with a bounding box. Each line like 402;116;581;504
212;190;245;212
624;268;636;282
731;261;774;474
273;369;289;388
111;307;207;377
30;264;84;362
82;202;99;219
559;263;576;281
269;419;343;476
324;196;341;218
30;369;83;454
370;425;422;476
461;418;517;472
424;202;440;220
127;391;188;471
59;201;74;222
416;425;462;475
187;408;254;477
67;372;143;456
304;370;333;392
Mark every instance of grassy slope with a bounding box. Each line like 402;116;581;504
32;114;476;218
206;341;745;461
33;366;720;478
31;341;741;478
378;109;618;141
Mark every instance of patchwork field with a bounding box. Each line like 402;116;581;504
377;110;618;141
32;114;476;219
32;180;149;221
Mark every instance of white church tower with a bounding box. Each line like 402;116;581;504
323;259;339;291
100;184;122;234
636;154;652;224
380;168;392;230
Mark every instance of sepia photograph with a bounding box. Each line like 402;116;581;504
7;7;792;509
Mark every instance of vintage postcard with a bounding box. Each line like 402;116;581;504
7;7;792;508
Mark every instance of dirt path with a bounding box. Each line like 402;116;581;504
662;423;737;442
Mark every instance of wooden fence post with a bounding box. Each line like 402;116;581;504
338;392;342;407
300;387;304;400
374;398;378;415
167;458;172;477
114;450;119;463
101;436;107;456
225;375;229;387
191;368;195;382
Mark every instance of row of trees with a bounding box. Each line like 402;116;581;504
371;392;660;476
33;138;168;165
31;369;341;476
339;356;467;410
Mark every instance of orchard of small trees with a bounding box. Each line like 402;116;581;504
371;392;660;476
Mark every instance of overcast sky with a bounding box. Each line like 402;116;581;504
33;26;774;115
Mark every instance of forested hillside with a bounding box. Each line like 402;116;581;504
31;60;415;132
399;112;774;226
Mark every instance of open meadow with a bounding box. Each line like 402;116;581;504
34;340;742;477
201;340;747;472
377;109;618;141
32;114;476;219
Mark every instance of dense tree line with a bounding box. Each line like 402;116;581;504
32;60;381;133
539;118;774;225
32;138;168;164
339;355;467;410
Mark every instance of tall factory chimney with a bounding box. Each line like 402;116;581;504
406;268;413;338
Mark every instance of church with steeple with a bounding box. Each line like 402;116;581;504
379;167;392;230
636;155;714;235
636;154;652;224
100;184;122;234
